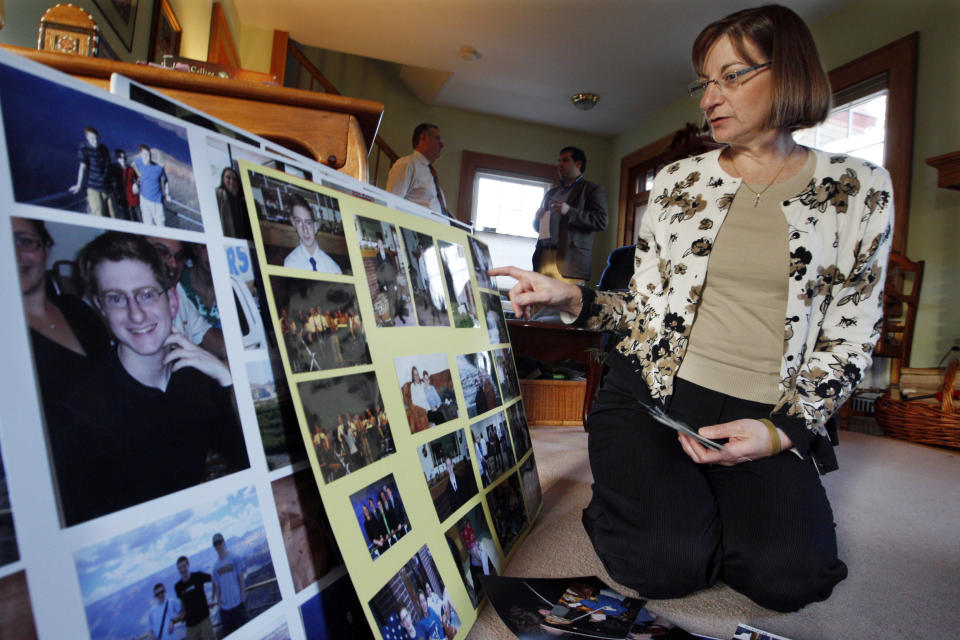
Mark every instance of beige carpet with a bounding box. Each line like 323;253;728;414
469;426;960;640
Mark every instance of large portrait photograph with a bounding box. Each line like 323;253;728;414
349;473;411;560
354;215;415;327
393;353;459;433
73;486;281;640
369;546;461;640
418;429;479;523
400;227;450;327
246;169;351;274
298;372;395;483
437;239;480;329
12;217;248;526
457;351;503;418
270;275;370;374
445;503;503;608
0;62;200;230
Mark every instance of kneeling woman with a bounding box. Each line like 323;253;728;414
492;4;893;612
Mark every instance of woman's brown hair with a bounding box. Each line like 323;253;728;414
692;4;831;131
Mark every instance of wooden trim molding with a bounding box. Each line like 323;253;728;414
270;30;289;85
457;151;557;226
827;32;918;254
207;2;239;68
925;151;960;190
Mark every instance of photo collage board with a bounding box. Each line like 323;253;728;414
0;48;541;640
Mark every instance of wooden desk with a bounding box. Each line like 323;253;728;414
506;320;602;428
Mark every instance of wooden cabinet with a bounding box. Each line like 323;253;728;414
2;46;383;182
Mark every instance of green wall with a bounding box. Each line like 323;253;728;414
290;45;616;280
605;0;960;368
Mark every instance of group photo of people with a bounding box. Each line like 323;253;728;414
13;217;248;526
444;504;502;608
0;64;200;229
418;429;479;523
73;486;281;640
271;275;370;373
354;215;416;327
270;469;342;593
470;411;515;488
350;474;411;560
506;401;533;462
394;353;459;433
481;291;508;345
437;239;480;329
246;169;351;274
370;546;461;640
493;348;522;403
487;473;529;556
298;372;396;483
456;351;503;418
400;227;451;327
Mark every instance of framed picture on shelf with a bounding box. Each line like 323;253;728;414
92;0;139;52
148;0;182;63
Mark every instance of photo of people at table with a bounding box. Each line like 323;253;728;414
12;217;248;526
400;227;450;327
369;546;461;640
246;169;351;274
445;503;503;608
488;472;529;555
438;239;480;329
506;400;533;461
0;62;201;229
471;411;515;488
350;474;411;560
354;215;415;327
457;350;503;418
270;275;370;374
394;353;459;433
298;371;395;483
418;429;478;523
493;347;522;403
481;291;509;345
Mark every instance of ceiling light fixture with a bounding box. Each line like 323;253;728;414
571;92;599;111
459;45;482;61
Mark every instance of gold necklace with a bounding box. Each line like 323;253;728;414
732;144;797;207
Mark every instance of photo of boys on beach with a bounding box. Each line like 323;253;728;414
0;62;200;229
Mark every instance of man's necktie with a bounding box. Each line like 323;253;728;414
428;164;451;218
309;257;317;271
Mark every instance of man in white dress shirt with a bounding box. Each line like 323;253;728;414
386;123;451;218
283;195;343;273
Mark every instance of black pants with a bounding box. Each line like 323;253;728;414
582;358;847;612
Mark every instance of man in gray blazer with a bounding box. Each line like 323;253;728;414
532;146;608;283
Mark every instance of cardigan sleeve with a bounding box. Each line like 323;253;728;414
771;161;894;465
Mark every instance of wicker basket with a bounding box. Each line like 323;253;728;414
875;359;960;448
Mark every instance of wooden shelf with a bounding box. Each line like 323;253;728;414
926;151;960;190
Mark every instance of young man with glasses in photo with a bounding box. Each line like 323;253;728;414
48;232;248;525
147;582;182;640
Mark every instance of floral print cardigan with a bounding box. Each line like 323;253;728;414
574;148;893;473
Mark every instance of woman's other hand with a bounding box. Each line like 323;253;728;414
487;266;583;320
678;418;793;466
